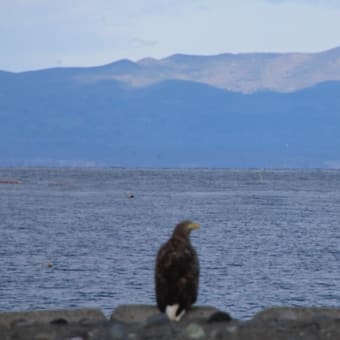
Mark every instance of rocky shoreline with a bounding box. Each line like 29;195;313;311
1;305;339;339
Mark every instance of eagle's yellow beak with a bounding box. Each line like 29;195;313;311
188;222;200;230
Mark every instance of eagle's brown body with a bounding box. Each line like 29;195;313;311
155;221;200;320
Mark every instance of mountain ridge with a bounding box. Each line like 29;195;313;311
2;46;340;93
1;71;339;168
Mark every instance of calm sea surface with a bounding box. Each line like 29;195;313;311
0;168;339;319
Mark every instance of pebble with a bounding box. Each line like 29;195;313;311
182;323;206;340
109;321;129;340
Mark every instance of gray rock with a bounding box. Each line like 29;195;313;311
111;305;221;324
111;305;159;324
181;323;206;340
253;307;340;322
0;308;105;329
144;313;170;328
31;333;55;340
184;306;221;321
108;321;129;340
10;318;36;328
207;311;232;323
3;306;340;339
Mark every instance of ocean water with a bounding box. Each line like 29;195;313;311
0;168;339;320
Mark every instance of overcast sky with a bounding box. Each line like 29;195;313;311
1;0;340;71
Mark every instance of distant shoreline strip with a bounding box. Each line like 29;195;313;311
0;180;21;184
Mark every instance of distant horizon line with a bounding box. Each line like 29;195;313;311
2;45;339;74
1;165;340;171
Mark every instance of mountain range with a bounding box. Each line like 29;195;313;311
1;47;340;168
71;46;340;93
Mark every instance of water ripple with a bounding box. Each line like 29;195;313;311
0;168;339;319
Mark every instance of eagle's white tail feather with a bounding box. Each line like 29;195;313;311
166;304;186;321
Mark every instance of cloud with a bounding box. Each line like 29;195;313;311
130;38;158;48
264;0;340;6
1;0;340;71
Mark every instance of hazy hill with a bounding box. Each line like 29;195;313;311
0;65;339;167
69;47;340;93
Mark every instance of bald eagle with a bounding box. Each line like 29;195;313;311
155;220;200;321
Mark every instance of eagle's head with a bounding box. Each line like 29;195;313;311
172;220;200;238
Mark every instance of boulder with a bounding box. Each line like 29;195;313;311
110;304;221;324
253;307;340;322
0;308;105;329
